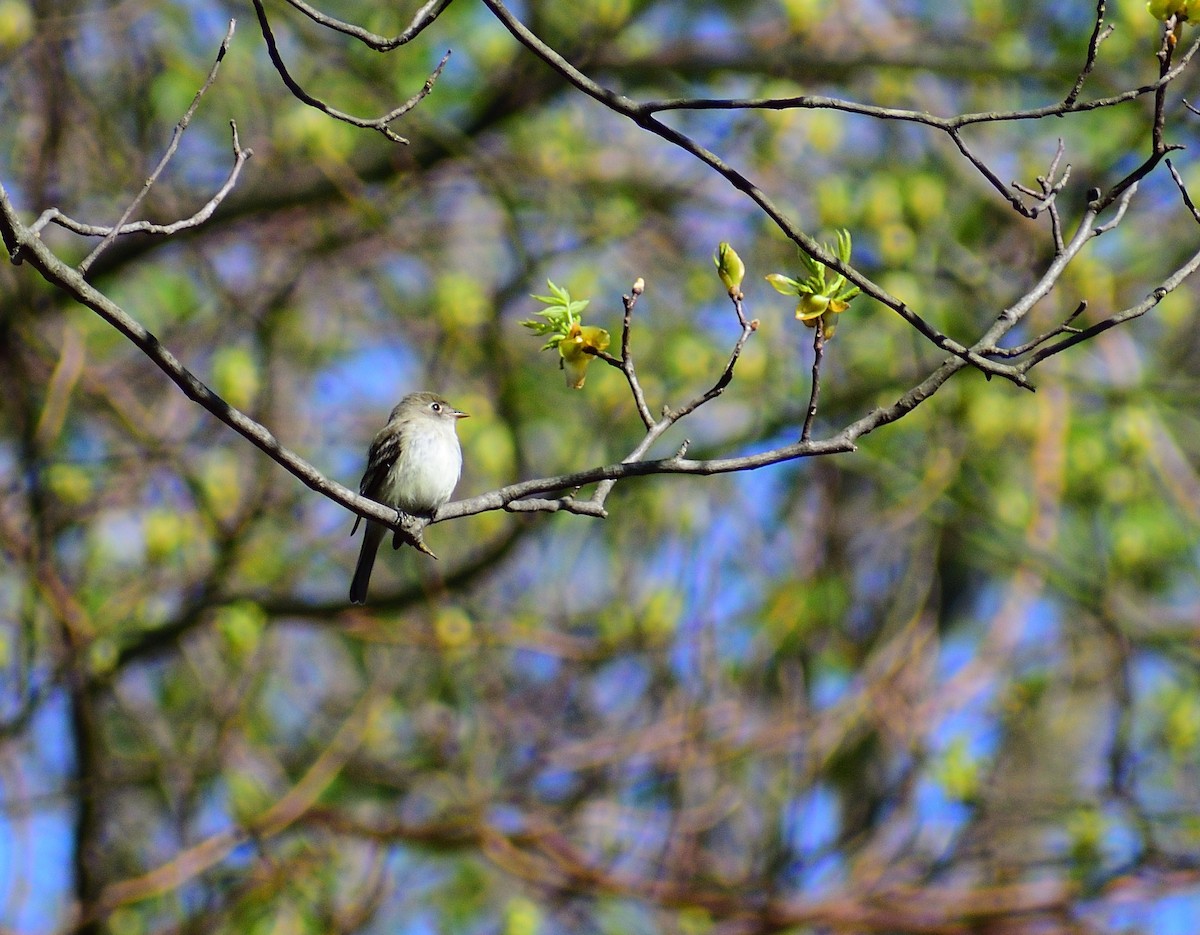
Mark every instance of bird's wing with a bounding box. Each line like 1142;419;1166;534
350;423;404;535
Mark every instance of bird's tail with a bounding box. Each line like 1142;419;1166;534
349;522;385;604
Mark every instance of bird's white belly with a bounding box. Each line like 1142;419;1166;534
383;428;461;513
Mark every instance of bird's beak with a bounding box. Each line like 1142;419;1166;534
453;409;469;419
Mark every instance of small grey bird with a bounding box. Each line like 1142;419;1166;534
349;392;468;604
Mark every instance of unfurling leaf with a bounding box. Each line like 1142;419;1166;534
765;273;802;296
713;242;746;296
766;229;861;339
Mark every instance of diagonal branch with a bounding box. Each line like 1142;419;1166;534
0;183;416;541
662;289;757;423
990;301;1087;359
1167;157;1200;223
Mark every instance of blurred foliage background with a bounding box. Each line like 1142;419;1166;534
2;0;1200;932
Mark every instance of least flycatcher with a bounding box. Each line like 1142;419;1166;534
349;392;468;604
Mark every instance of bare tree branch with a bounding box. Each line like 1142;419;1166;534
1063;1;1114;108
631;13;1199;221
0;184;418;541
28;122;251;245
664;289;757;423
1167;156;1200;223
0;188;875;544
22;20;245;275
635;32;1200;132
801;317;825;442
250;0;450;144
1019;245;1200;369
590;278;654;429
991;301;1087;359
278;0;454;50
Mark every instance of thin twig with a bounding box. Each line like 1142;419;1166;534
950;127;1029;214
279;0;453;50
1063;1;1112;108
1094;182;1139;234
636;33;1200;131
1049;200;1064;254
664;290;757;422
976;205;1101;351
1153;16;1178;154
618;279;654;428
1095;21;1183;212
251;0;449;144
577;282;759;514
1011;139;1071;220
990;301;1087;358
75;20;238;275
1021;245;1200;369
1167;158;1200;223
583;282;653;429
801;318;825;442
28;123;251;244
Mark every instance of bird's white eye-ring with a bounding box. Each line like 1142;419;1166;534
430;402;442;412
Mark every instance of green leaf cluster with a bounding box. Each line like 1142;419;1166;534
521;279;592;351
765;229;862;336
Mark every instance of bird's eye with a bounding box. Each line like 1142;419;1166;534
430;402;442;412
